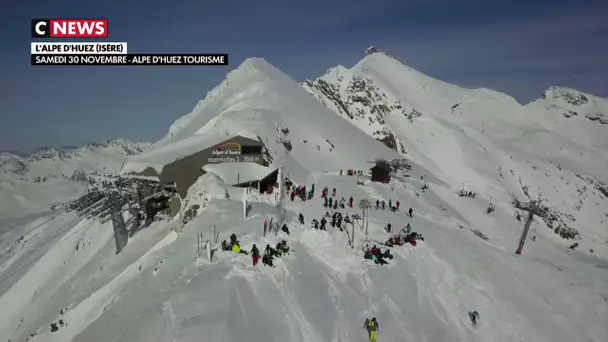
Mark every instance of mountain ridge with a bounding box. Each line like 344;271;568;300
0;138;150;187
125;57;410;184
1;138;149;161
302;50;608;250
2;53;608;342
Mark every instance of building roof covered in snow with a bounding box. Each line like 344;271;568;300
123;134;267;198
124;134;238;173
371;162;391;172
202;162;277;186
119;174;161;183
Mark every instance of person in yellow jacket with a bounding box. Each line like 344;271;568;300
363;317;379;341
231;243;248;255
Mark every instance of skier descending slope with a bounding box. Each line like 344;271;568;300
468;311;480;326
363;317;379;341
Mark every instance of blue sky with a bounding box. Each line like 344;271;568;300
1;0;607;153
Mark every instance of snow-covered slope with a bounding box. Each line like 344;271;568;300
304;51;608;255
125;58;412;183
525;86;608;151
2;56;608;342
0;139;150;218
2;171;608;342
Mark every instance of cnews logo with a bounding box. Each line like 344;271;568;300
31;19;108;38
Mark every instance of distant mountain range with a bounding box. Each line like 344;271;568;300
0;139;151;182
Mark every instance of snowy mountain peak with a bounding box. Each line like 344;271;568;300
0;153;27;175
0;139;150;187
80;138;149;156
306;48;608;250
157;57;284;147
543;86;591;106
223;57;293;89
529;86;608;130
302;63;418;155
356;51;412;71
29;147;70;161
130;56;403;182
23;139;147;164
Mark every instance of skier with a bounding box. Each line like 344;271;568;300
468;311;480;326
251;244;260;266
263;220;268;235
324;197;328;208
389;199;392;209
298;213;305;225
349;196;354;208
381;200;385;210
408;207;413;217
376;199;380;209
282;224;290;235
363;317;379;342
395;200;400;210
332;188;337;197
385;223;392;233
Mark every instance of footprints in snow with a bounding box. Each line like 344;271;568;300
136;259;164;276
153;259;163;276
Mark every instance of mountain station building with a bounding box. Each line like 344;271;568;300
128;135;272;197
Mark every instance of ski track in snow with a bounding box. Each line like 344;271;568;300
162;300;178;342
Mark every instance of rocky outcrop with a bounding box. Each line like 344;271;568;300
303;68;418;156
543;87;608;125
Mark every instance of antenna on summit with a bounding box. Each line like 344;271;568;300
366;46;379;55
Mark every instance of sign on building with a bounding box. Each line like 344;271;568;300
207;141;262;164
